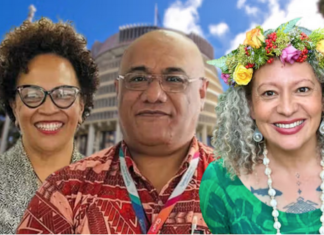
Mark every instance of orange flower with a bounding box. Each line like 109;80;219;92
244;28;265;49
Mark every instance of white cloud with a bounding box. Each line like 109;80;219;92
245;6;259;16
226;0;324;53
262;0;324;30
163;0;204;36
237;0;246;9
237;0;260;16
209;22;229;37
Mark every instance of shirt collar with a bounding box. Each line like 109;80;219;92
120;137;200;176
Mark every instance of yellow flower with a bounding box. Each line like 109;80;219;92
243;28;265;49
233;64;253;85
316;40;324;54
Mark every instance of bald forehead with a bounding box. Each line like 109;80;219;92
128;30;196;49
120;30;204;77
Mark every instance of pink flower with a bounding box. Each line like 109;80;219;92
221;73;230;84
280;45;301;65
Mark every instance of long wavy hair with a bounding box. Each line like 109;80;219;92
212;61;324;177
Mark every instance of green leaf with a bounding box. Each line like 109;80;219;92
207;56;228;71
297;26;312;36
275;17;301;33
308;41;314;48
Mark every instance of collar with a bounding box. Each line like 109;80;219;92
120;137;200;176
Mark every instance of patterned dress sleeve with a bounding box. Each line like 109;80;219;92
199;160;230;234
16;176;75;234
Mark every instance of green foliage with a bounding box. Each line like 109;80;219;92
275;29;290;51
273;48;282;57
316;52;324;68
275;18;301;33
236;45;250;65
253;48;268;69
226;57;237;74
293;41;306;51
298;27;312;36
207;18;324;86
309;28;324;45
207;56;228;72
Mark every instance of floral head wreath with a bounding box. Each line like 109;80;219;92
208;18;324;86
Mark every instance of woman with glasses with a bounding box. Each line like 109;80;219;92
0;18;99;233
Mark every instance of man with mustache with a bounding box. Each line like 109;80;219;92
17;29;215;234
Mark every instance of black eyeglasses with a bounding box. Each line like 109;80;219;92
15;85;81;109
117;73;205;93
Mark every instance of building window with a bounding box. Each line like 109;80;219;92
98;59;120;71
203;103;216;113
96;84;116;96
88;110;118;121
199;114;216;125
100;72;118;83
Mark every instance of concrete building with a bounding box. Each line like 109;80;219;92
75;25;223;156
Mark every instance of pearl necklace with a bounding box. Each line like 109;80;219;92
262;144;324;235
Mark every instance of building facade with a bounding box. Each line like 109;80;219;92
75;25;223;156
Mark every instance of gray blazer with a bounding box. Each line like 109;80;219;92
0;138;84;234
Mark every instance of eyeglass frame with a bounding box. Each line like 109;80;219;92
15;85;81;109
116;73;206;92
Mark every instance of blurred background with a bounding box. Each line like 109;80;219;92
0;0;324;154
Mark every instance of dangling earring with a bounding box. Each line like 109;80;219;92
319;119;324;135
253;126;263;142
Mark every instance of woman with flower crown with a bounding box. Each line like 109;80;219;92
199;18;324;234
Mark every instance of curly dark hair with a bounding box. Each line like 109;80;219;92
0;17;99;122
319;0;324;18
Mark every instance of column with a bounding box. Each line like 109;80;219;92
196;125;202;142
115;122;122;144
94;130;102;152
86;124;95;156
0;115;11;154
202;125;207;145
74;135;80;153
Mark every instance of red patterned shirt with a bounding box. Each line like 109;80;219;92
17;137;215;234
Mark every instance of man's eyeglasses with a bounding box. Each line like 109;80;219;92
15;85;81;109
117;73;205;93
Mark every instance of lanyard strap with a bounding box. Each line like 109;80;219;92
119;148;200;234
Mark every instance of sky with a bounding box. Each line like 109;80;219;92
1;0;324;90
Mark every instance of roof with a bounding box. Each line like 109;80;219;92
91;25;215;59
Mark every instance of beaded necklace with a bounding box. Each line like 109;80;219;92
262;144;324;234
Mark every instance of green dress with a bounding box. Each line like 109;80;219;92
199;159;322;234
